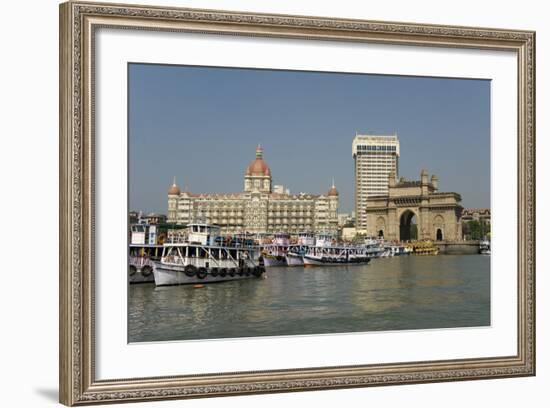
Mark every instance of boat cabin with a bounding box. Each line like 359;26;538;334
273;233;291;246
187;223;221;246
315;233;334;248
130;223;158;245
297;232;315;246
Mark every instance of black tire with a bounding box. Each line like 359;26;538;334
197;267;208;279
129;265;137;276
237;268;244;276
184;264;197;277
228;268;236;277
141;265;152;277
243;267;250;276
210;268;219;277
219;268;227;277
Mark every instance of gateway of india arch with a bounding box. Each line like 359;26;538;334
364;169;463;242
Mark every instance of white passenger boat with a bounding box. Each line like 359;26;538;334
479;239;491;255
129;224;163;283
261;233;291;267
384;244;410;257
152;223;264;286
302;233;377;266
129;244;162;283
285;232;316;266
302;245;374;266
363;236;387;258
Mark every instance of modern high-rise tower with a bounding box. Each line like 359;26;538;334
352;133;400;233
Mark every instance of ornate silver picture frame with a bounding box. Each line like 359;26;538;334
59;1;535;405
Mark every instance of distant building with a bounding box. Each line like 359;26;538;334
337;213;354;227
273;185;290;195
341;227;357;241
129;210;140;224
167;145;339;235
461;208;491;225
352;133;400;233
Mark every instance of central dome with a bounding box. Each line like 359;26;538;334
168;177;181;195
327;179;339;196
245;145;271;176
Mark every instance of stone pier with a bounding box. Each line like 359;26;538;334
435;240;480;255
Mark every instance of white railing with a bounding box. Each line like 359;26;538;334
129;256;155;268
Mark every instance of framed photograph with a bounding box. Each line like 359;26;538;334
59;1;535;405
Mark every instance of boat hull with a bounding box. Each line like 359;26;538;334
302;256;371;267
152;262;264;286
128;259;156;283
263;256;287;267
285;253;304;267
129;268;155;283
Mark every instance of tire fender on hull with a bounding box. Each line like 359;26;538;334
184;265;197;277
141;265;152;276
197;267;208;279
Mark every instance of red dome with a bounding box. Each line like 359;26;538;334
245;145;271;176
168;178;180;195
328;180;338;196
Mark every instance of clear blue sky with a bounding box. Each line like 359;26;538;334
129;63;490;214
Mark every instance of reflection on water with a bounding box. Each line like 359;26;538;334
129;255;490;342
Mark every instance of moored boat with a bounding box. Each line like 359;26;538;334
302;233;377;266
152;223;265;286
284;232;316;267
411;240;439;255
302;245;373;266
362;236;387;258
479;239;491;255
129;224;163;283
285;251;305;266
261;233;291;267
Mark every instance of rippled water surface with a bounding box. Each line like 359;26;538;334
129;255;490;342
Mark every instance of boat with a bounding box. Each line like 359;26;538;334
261;233;291;267
363;236;387;258
129;223;163;283
388;245;411;256
479;239;491;255
411;240;439;255
302;245;374;266
152;223;265;286
302;233;376;266
285;232;315;266
362;237;410;258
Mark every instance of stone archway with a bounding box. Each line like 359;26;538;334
433;215;445;241
399;210;417;241
364;170;463;241
376;216;386;239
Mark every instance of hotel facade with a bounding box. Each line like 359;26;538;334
167;146;339;235
352;133;400;233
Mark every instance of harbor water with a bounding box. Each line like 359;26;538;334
128;255;490;342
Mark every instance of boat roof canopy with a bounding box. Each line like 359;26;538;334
187;223;221;232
